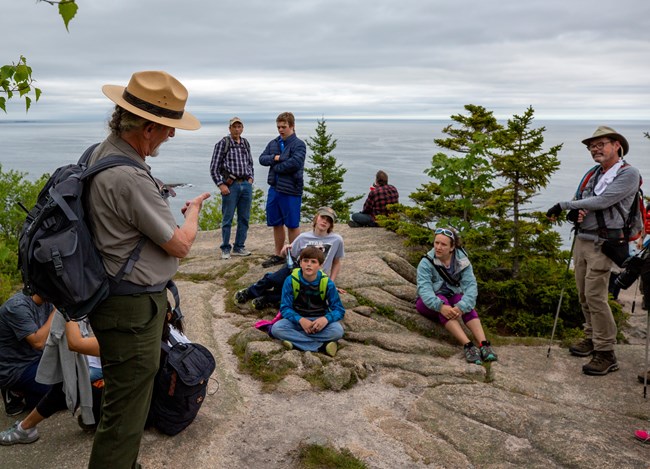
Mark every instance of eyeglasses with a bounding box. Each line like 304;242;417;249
434;228;454;238
587;140;613;151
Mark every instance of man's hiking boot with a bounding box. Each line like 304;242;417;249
232;249;251;257
0;421;39;445
569;338;594;357
234;289;251;304
1;388;25;417
221;250;231;260
464;343;482;365
582;350;619;376
480;341;498;362
262;255;284;268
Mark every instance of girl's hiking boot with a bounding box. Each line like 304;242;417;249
582;350;618;376
569;338;594;357
463;343;482;365
480;341;498;362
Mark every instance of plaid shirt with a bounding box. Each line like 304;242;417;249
209;136;254;186
362;184;399;220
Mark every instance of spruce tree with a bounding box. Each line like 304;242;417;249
302;118;361;221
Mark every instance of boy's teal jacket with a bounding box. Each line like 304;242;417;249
416;248;477;314
280;270;345;324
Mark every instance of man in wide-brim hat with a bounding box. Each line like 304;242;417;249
546;126;639;377
85;71;210;469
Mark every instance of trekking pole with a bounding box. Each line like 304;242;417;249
641;278;649;398
547;233;577;359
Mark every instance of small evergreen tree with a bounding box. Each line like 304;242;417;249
490;106;563;277
302;118;362;221
198;187;266;231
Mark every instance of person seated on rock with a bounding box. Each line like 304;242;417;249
348;170;399;227
0;292;55;417
268;246;345;356
0;312;102;445
234;206;345;310
415;227;497;365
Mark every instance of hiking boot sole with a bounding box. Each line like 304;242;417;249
583;363;619;376
569;348;593;357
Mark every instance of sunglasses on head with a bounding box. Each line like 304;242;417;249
434;228;454;238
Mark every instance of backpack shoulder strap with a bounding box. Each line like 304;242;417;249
422;254;460;287
576;164;600;199
81;155;143;180
291;268;301;298
318;272;329;300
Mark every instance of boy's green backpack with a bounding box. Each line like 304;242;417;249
290;268;328;300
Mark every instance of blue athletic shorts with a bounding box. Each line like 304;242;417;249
266;187;301;228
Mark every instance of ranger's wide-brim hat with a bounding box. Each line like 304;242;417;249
582;125;628;156
102;71;200;131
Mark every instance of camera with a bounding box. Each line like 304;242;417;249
615;248;650;290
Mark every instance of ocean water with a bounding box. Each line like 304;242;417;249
1;118;649;247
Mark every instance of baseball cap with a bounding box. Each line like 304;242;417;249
229;116;243;126
316;207;337;224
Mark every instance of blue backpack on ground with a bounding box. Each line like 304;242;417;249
18;144;145;321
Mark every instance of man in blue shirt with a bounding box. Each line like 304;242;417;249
259;112;307;267
0;292;54;415
210;117;255;259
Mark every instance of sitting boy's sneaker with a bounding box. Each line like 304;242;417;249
234;289;251;304
324;341;338;357
463;343;482;365
232;249;251;257
634;429;650;443
1;388;25;417
582;351;618;376
480;341;498;362
0;421;39;445
262;255;284;268
282;340;293;351
569;338;594;357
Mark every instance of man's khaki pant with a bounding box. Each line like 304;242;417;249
573;238;617;351
88;291;167;469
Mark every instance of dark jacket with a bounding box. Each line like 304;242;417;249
259;133;306;196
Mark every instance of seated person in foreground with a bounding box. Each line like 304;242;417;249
0;292;55;416
415;227;497;365
1;313;102;445
348;170;399;227
269;246;345;357
235;206;344;309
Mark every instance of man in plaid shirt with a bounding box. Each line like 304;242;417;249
210;117;255;259
349;170;399;227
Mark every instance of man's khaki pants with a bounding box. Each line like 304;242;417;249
573;237;617;351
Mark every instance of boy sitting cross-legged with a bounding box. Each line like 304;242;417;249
269;246;345;357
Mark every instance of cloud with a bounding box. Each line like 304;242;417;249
2;0;649;121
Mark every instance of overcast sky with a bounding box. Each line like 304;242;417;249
1;0;649;122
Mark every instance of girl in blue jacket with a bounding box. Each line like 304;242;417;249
416;228;497;365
